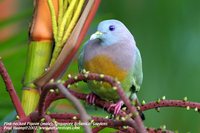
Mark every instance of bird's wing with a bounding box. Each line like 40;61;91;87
130;48;144;120
78;42;87;73
132;46;143;92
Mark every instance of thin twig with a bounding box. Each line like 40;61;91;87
45;89;200;115
50;113;137;132
62;73;146;132
56;83;92;133
50;113;130;127
50;113;174;133
38;85;51;117
0;112;174;133
0;59;26;119
47;0;58;42
45;89;127;117
45;90;199;133
112;81;146;133
42;115;58;133
141;99;200;112
39;83;92;133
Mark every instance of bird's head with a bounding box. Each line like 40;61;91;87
90;19;135;46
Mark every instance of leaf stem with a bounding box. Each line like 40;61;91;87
47;0;58;42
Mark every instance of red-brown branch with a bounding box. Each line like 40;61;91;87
63;73;146;132
141;99;200;112
39;83;92;133
45;90;127;117
0;59;26;119
2;59;199;133
42;115;58;133
43;73;145;132
46;90;200;114
50;113;174;133
50;113;137;132
56;84;92;133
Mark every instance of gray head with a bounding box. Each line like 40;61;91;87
90;19;135;46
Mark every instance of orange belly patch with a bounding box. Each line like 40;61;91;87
84;55;127;81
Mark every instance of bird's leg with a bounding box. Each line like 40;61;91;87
107;100;124;115
135;99;145;120
131;94;145;120
86;93;98;105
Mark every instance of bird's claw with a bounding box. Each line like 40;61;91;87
86;93;97;105
107;101;124;115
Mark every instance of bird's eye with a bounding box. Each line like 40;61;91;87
109;25;115;31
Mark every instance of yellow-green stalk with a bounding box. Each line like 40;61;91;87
21;0;58;115
22;0;85;115
62;0;85;43
50;0;85;65
48;0;58;42
22;41;52;115
58;0;64;26
63;0;69;12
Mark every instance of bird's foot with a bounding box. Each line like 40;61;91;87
107;100;124;115
86;93;97;105
133;98;145;120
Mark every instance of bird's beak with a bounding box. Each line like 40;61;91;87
90;31;103;40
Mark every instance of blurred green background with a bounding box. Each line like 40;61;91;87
1;0;200;132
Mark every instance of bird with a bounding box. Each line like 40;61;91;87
78;19;143;115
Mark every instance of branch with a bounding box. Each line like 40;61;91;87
46;73;146;132
45;89;127;117
38;84;52;117
0;58;25;119
141;99;200;112
0;112;174;133
50;113;131;127
39;83;92;133
50;113;137;132
45;75;140;127
50;113;174;133
46;91;200;133
46;90;200;114
56;83;92;133
42;115;58;133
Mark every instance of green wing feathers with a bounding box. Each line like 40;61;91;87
78;47;84;73
132;47;143;92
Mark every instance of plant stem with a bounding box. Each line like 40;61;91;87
40;83;92;133
58;0;64;27
141;99;200;112
43;73;144;132
34;0;101;87
47;0;58;42
21;88;40;116
62;0;85;44
22;41;52;115
0;59;26;119
57;83;92;133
